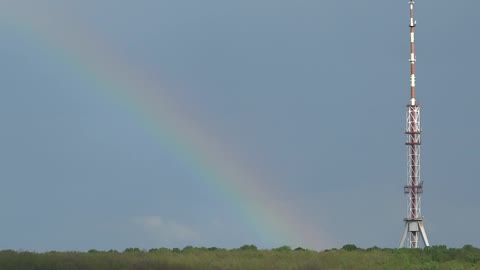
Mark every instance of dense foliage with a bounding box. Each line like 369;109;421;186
1;245;480;270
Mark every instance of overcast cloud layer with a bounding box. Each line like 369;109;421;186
0;0;479;251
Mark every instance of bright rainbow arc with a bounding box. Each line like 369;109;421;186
0;3;329;249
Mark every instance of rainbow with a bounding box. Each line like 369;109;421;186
0;3;329;249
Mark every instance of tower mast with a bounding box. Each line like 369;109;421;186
399;0;430;248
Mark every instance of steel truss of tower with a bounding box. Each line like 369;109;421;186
399;0;430;249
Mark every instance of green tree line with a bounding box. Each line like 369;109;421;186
1;244;480;270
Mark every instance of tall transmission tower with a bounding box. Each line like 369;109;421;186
399;0;430;249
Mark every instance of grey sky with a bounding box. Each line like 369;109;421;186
0;0;479;251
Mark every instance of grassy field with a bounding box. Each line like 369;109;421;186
1;245;480;270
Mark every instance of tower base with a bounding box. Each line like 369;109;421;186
399;218;430;248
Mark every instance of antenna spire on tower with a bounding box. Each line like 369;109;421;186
409;0;417;105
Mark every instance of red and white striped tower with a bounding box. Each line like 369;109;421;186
399;0;430;249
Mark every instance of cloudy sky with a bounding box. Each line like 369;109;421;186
0;0;479;251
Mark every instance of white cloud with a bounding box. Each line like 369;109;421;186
131;216;198;242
